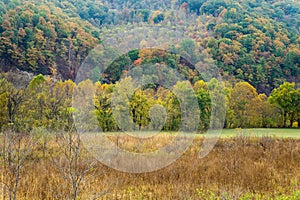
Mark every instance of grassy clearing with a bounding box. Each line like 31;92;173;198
219;128;300;138
101;128;300;139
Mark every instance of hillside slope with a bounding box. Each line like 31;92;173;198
0;0;299;94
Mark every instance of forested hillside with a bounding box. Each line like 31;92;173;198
0;0;100;80
0;0;299;94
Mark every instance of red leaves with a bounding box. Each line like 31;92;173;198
181;2;188;9
134;58;142;66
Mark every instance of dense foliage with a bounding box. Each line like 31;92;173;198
0;0;299;94
0;0;299;131
44;0;300;94
0;0;100;79
0;74;298;134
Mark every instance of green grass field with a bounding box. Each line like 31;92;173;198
98;128;300;139
219;128;300;138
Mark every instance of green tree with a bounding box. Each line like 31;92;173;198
0;78;9;131
162;89;181;131
94;82;117;132
269;82;299;127
173;81;199;132
194;80;211;130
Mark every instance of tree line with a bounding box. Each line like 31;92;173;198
0;74;299;134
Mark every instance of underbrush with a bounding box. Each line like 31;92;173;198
0;134;299;199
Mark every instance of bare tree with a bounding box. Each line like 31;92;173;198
52;125;99;200
0;130;35;200
0;78;33;200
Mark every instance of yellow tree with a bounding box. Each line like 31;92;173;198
130;89;154;131
229;82;259;128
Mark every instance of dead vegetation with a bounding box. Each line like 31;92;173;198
0;134;300;199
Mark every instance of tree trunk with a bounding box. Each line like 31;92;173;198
290;118;293;128
283;111;287;128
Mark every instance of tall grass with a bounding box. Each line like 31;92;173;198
0;134;299;199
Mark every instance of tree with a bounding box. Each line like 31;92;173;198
0;78;28;132
207;78;226;129
0;130;36;200
0;78;35;200
53;129;98;200
173;81;199;132
160;88;181;131
0;79;9;131
258;94;279;128
269;82;299;128
26;75;75;131
229;82;259;128
94;82;117;132
110;77;135;132
194;80;211;130
129;89;153;131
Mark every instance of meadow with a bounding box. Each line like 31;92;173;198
102;128;300;139
217;128;300;138
1;129;299;199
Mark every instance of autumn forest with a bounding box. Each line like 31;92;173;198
0;0;299;199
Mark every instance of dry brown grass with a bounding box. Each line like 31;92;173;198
1;135;300;199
